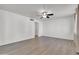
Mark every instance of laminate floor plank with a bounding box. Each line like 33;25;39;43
0;36;76;55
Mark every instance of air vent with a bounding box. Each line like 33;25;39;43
30;19;34;21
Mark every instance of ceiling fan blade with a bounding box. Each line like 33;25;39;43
47;16;50;18
47;14;54;16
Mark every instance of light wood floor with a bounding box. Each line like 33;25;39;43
0;36;77;55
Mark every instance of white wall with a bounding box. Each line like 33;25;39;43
74;14;77;34
43;16;74;40
38;22;43;36
33;19;43;37
0;10;35;46
0;9;75;46
0;10;5;45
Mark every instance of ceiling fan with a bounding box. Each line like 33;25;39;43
38;4;54;19
40;11;54;19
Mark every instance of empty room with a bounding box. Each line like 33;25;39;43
0;4;79;55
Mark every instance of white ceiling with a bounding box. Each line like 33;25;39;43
0;4;77;19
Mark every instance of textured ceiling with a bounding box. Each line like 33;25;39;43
0;4;77;20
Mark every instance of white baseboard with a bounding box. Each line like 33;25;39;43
0;36;34;46
41;36;74;40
